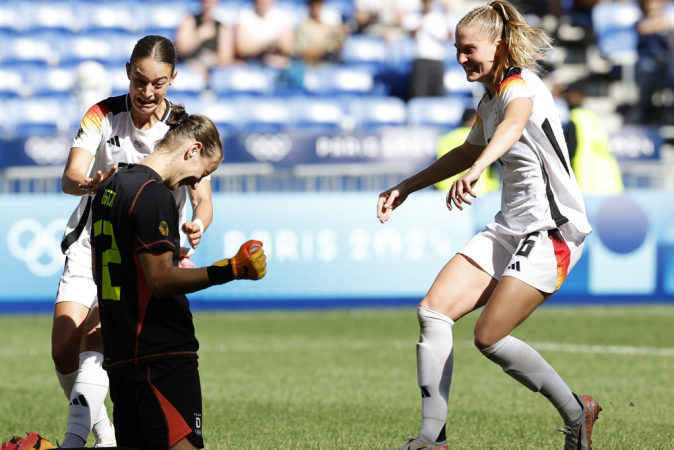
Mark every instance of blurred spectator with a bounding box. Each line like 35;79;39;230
563;83;624;194
435;109;500;194
295;0;345;65
404;0;449;98
630;0;673;124
175;0;235;79
235;0;295;70
73;61;111;114
355;0;421;41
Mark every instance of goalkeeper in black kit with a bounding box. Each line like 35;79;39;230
89;112;266;450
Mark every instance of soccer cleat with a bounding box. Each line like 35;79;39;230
383;437;449;450
1;433;56;450
558;394;602;450
94;422;117;448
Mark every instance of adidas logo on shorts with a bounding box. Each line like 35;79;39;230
507;261;521;272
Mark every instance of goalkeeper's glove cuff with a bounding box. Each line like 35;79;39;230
207;262;235;285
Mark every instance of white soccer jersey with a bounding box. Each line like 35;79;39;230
62;94;189;266
467;67;592;237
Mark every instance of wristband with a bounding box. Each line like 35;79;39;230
193;218;204;235
207;262;235;285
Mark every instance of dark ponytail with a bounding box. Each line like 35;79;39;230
157;104;223;161
130;35;178;72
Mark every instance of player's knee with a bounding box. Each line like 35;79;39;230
473;326;499;351
52;343;78;373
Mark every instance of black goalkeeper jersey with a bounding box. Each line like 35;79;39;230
91;164;198;371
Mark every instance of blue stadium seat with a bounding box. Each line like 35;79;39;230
237;97;292;131
304;67;374;96
0;4;27;35
57;36;114;67
591;1;642;65
340;36;388;72
348;97;406;128
79;3;140;34
386;36;416;74
171;64;207;95
136;3;189;37
210;66;278;96
407;97;466;129
0;37;58;68
27;67;77;99
22;2;81;34
7;98;73;137
109;68;130;97
290;97;345;129
182;98;240;134
0;69;26;99
443;66;483;97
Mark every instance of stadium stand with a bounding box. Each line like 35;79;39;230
0;0;673;193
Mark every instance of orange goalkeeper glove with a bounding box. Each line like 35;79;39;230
207;240;267;285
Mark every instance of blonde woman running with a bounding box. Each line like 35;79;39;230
377;2;601;449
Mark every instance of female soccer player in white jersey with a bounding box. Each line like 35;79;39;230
377;2;601;450
53;35;214;448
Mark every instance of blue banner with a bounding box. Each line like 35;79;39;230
2;191;674;311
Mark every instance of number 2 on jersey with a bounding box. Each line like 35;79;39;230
93;220;121;300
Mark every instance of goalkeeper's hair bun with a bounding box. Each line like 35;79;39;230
156;103;223;161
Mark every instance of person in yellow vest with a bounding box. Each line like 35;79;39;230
435;108;500;194
563;84;624;194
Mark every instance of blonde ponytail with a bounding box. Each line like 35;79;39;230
457;0;553;73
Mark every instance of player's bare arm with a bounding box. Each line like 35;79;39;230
138;241;267;298
377;140;485;224
449;97;532;211
184;179;214;249
62;147;96;195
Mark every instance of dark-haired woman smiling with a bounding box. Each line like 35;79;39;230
54;35;214;448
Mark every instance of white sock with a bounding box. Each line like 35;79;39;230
481;336;583;423
416;307;454;443
55;369;77;401
65;351;112;445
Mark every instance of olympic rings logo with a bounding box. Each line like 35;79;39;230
8;218;67;277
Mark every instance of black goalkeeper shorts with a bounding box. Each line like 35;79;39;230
108;358;203;449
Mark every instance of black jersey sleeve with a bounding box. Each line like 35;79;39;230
130;180;179;254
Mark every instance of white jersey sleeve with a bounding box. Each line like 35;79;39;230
72;102;111;156
497;71;533;108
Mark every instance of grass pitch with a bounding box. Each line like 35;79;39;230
1;306;673;449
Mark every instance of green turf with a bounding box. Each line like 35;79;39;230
1;306;673;449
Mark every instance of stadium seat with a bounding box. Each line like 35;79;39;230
591;1;642;65
348;97;407;128
0;69;26;99
444;66;483;97
22;2;80;34
6;98;73;137
27;67;77;99
182;98;240;134
289;97;345;129
386;36;416;74
210;66;278;96
304;66;374;96
136;3;189;37
79;3;140;34
109;67;130;97
171;64;207;95
340;36;388;72
237;97;292;131
407;97;466;129
57;36;113;67
0;37;58;68
0;4;26;34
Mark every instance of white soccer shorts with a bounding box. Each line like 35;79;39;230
55;258;98;308
458;222;585;294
